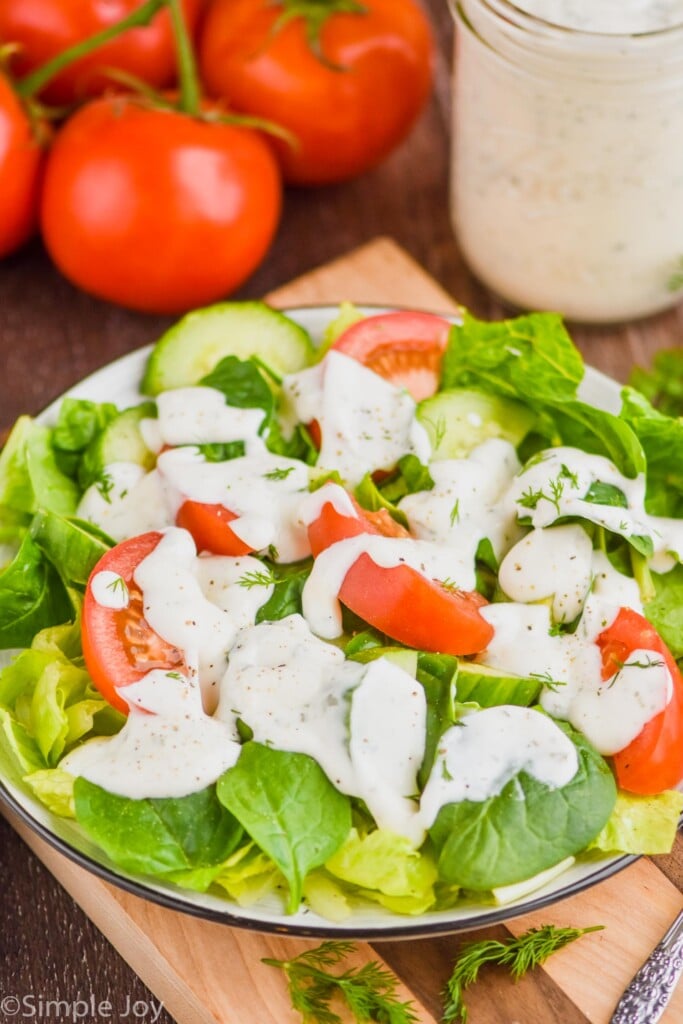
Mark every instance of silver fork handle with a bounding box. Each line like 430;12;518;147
610;910;683;1024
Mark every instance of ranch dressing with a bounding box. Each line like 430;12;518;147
282;350;430;485
217;615;427;843
449;0;683;321
420;706;579;827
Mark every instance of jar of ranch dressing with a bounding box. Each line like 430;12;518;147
448;0;683;322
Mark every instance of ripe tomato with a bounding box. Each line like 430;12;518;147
308;490;493;655
82;532;187;714
176;500;253;556
40;96;282;313
0;0;203;106
0;74;44;258
597;607;683;794
332;311;452;401
198;0;434;185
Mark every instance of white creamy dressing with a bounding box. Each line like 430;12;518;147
77;464;172;541
452;0;683;321
282;350;431;485
90;570;129;610
506;447;652;541
132;529;269;709
420;706;579;828
541;648;673;755
398;438;522;559
156;446;311;562
61;669;240;799
217;615;427;843
513;0;683;34
155;386;266;450
498;524;594;622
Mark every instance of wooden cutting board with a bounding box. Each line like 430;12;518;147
5;238;683;1024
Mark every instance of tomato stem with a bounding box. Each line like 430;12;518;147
167;0;201;116
274;0;367;69
15;0;168;100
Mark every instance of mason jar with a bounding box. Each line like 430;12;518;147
448;0;683;322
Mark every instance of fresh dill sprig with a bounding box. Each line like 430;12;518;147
443;924;603;1023
238;567;278;589
264;465;296;481
263;940;418;1024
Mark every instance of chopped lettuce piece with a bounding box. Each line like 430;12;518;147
588;790;683;856
325;828;437;914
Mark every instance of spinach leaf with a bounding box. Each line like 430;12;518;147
74;779;244;876
416;653;457;788
0;533;71;648
254;561;311;624
548;400;645;479
217;742;351;913
30;511;113;588
583;481;628;508
197;441;246;462
200;355;274;424
442;311;584;404
429;721;616;890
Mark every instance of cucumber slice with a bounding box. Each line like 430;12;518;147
417;388;536;459
142;302;314;395
83;403;157;479
455;661;541;707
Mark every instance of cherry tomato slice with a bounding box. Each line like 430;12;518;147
176;500;253;556
308;490;493;655
331;311;452;401
82;532;187;714
597;607;683;794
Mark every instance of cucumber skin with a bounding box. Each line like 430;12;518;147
141;301;314;396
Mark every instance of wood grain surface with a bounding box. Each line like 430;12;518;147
1;0;683;1021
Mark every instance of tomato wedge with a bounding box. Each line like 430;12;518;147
308;490;493;655
82;532;187;714
331;311;452;401
176;500;253;556
597;607;683;794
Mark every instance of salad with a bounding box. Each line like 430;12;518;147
0;300;682;925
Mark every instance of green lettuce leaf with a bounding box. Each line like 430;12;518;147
24;768;76;817
645;564;683;660
442;311;584;404
588;790;683;855
325;828;437;915
619;387;683;517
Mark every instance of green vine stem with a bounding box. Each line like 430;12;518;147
15;0;167;100
167;0;201;116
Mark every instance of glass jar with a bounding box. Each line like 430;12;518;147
448;0;683;322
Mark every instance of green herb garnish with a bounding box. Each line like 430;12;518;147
263;941;418;1024
443;924;603;1023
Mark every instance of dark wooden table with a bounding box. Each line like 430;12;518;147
1;2;682;1022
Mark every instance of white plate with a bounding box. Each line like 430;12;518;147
0;305;635;938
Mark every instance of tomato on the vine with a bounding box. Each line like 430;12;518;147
83;532;188;714
40;95;282;313
308;489;494;655
0;0;202;106
332;311;452;401
198;0;434;185
0;75;45;259
597;607;683;794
